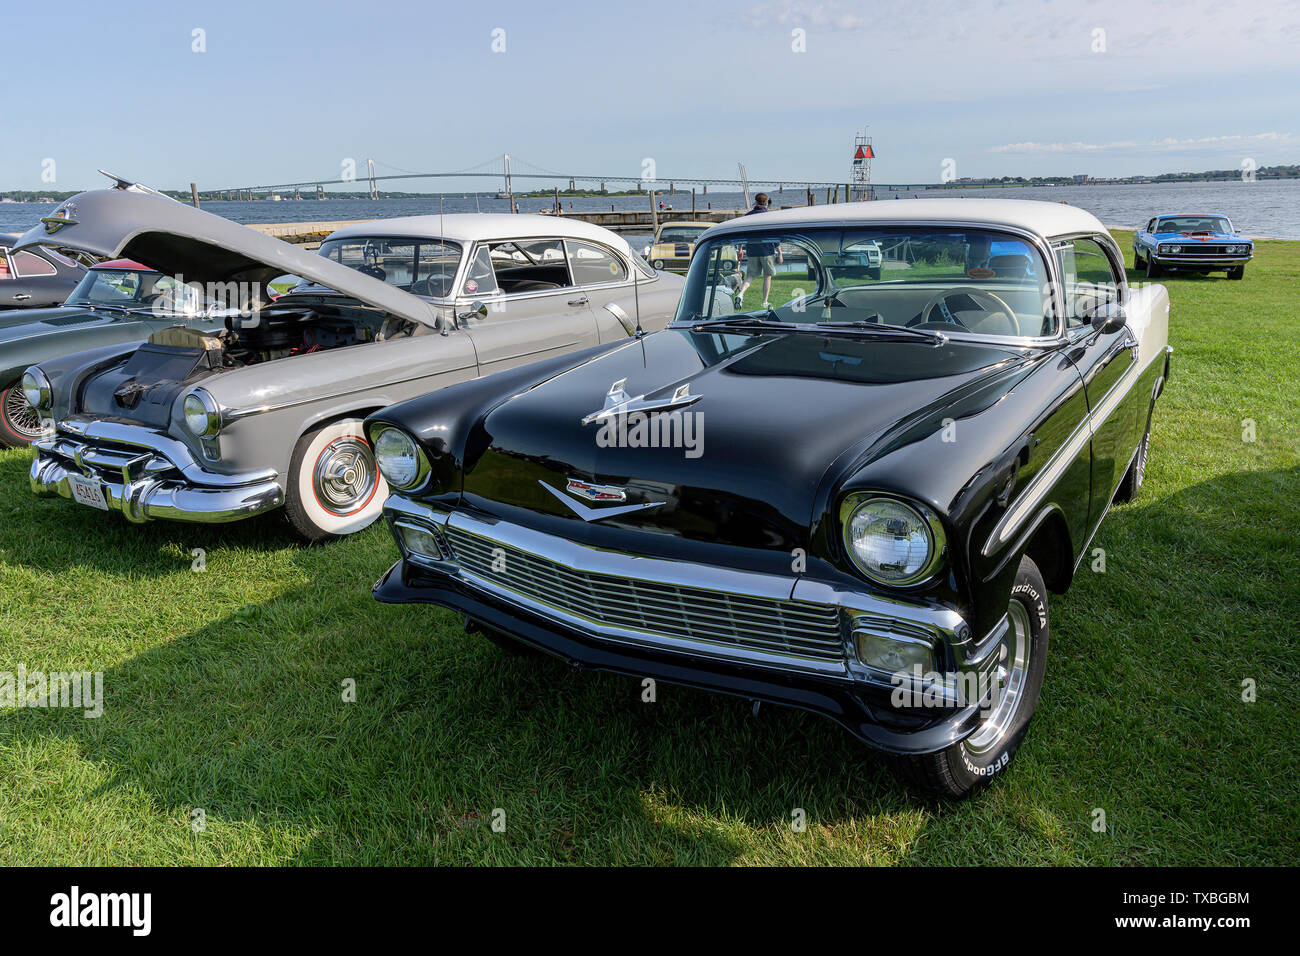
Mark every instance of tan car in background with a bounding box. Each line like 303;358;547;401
641;221;714;273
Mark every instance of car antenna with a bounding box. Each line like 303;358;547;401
632;254;645;340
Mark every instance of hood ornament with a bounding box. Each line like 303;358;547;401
580;379;700;426
41;202;77;235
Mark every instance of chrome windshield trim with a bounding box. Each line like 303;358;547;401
679;218;1068;343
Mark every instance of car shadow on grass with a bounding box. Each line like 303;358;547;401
4;465;1297;864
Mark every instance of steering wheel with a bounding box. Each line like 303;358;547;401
358;264;386;281
912;288;1020;336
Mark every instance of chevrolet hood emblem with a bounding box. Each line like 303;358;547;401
540;480;664;522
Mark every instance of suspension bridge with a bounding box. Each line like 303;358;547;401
209;154;938;202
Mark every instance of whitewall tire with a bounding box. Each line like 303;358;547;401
284;419;388;542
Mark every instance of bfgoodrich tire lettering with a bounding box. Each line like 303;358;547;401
899;555;1050;798
284;419;388;542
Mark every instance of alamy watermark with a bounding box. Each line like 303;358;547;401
1;666;103;718
595;410;704;459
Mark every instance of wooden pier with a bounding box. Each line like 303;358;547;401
246;220;374;248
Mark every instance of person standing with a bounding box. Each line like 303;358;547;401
735;193;781;309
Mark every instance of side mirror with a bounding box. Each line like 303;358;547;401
1091;302;1127;335
457;300;488;322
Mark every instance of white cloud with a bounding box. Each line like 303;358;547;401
742;1;868;29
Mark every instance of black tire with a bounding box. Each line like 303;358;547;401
869;266;882;280
1133;248;1145;269
898;555;1049;798
284;418;388;543
0;380;44;448
1227;265;1245;280
1145;255;1162;279
1113;427;1150;503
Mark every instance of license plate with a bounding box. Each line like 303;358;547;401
68;474;109;511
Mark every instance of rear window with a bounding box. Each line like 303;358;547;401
11;251;57;277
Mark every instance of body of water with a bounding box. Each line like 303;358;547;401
3;179;1297;240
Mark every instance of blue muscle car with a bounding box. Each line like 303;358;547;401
1132;213;1253;280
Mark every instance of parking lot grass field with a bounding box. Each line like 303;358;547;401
1;230;1296;865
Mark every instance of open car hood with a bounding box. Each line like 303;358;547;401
12;185;442;328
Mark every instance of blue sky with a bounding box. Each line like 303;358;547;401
4;0;1298;192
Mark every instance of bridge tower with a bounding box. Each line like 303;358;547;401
850;131;875;202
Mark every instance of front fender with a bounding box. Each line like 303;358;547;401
33;342;140;421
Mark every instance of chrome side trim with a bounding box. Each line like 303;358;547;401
983;343;1165;555
221;359;480;423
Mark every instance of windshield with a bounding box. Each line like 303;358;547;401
657;226;708;243
1156;217;1232;234
68;268;206;314
676;225;1055;338
314;236;463;297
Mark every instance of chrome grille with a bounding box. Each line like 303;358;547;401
445;525;846;662
1164;244;1233;256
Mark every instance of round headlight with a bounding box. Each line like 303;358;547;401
182;389;220;437
372;426;427;490
841;496;946;586
21;368;51;410
1169;245;1182;253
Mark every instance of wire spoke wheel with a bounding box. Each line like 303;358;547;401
2;385;43;442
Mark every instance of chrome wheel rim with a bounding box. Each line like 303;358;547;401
312;438;378;516
963;599;1032;756
3;386;42;441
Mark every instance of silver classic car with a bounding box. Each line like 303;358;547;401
17;182;682;541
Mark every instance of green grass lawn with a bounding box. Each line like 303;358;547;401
1;231;1296;865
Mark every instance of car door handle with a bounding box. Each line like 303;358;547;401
12;294;31;301
567;295;589;307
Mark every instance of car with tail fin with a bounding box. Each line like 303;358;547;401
17;178;681;541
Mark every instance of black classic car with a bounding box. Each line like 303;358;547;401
365;200;1172;797
0;234;87;310
1;258;218;447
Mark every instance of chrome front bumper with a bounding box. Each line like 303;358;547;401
1151;254;1251;267
382;497;1005;708
30;417;283;524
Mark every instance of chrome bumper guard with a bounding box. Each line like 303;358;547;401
30;417;283;524
385;497;1004;705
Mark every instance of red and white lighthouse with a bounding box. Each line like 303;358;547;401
850;132;875;201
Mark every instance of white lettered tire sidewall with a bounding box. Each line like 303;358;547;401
287;419;388;540
902;555;1050;798
953;557;1049;791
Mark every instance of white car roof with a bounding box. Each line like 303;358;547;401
705;199;1107;240
327;213;638;255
